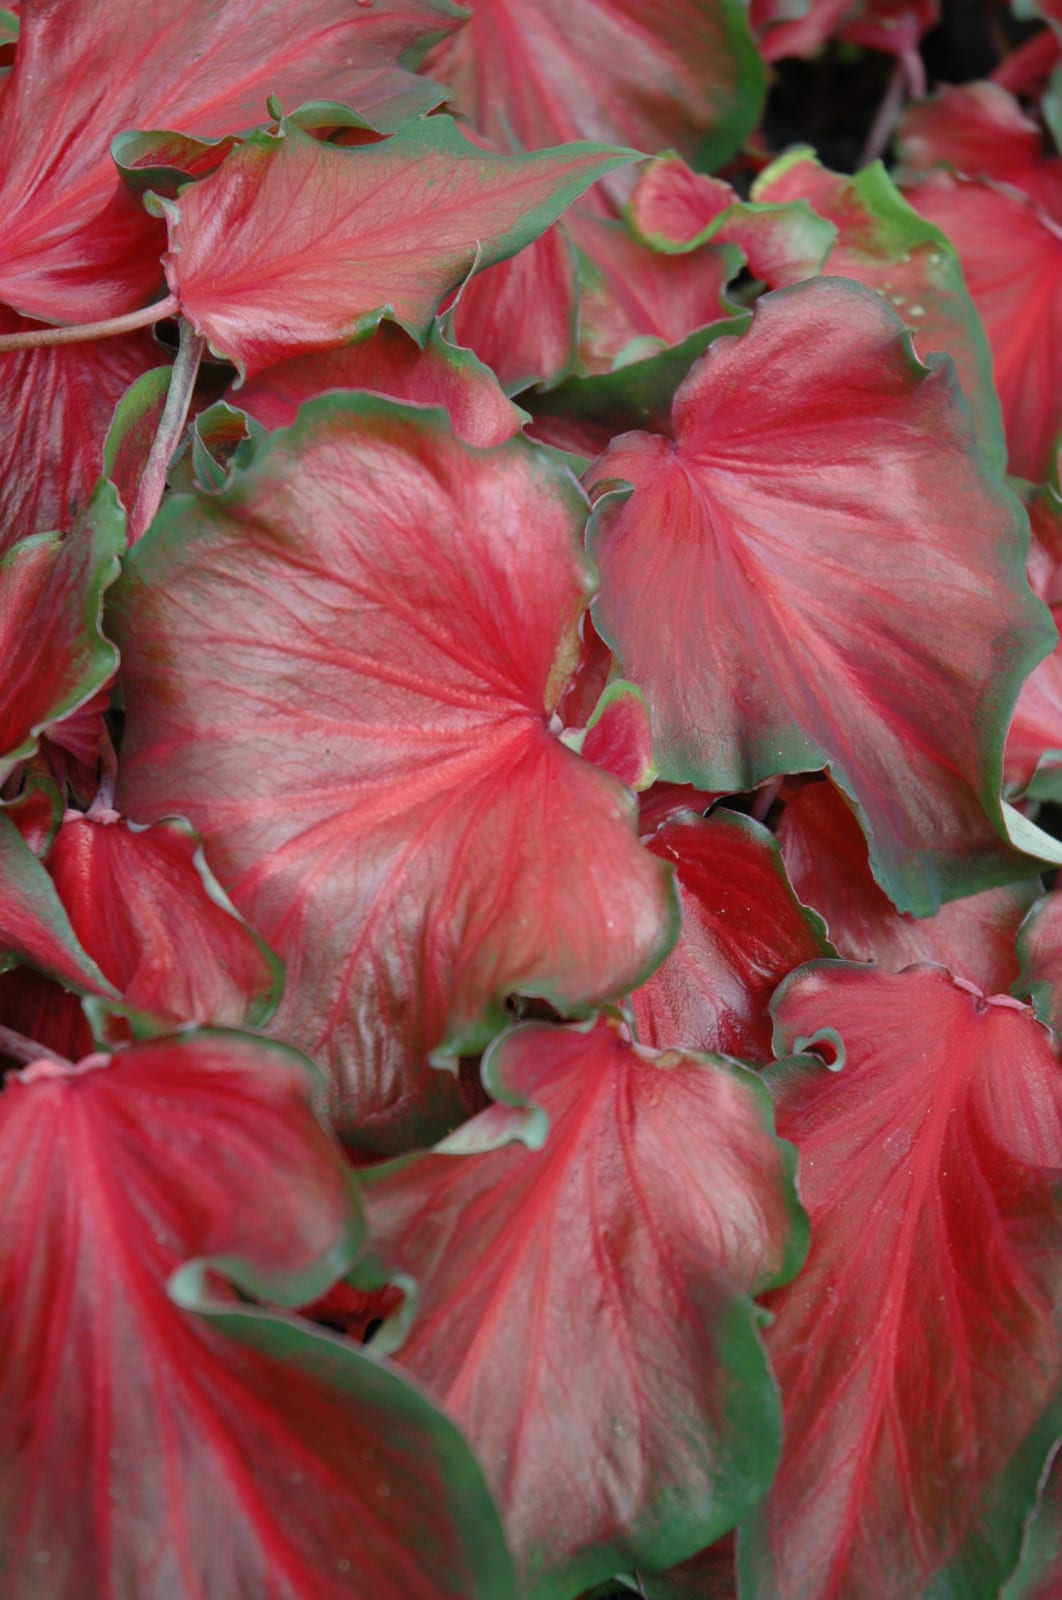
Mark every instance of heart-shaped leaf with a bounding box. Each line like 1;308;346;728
586;277;1051;913
113;396;677;1148
360;1017;805;1598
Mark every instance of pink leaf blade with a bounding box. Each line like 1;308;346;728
45;812;284;1035
0;485;124;785
0;1027;515;1598
632;810;833;1059
587;277;1052;914
163;117;641;379
360;1017;805;1595
0;0;467;322
744;963;1062;1600
113;395;678;1147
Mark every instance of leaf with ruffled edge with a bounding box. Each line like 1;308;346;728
113;396;678;1149
586;277;1053;915
45;811;283;1038
0;0;467;323
358;1016;805;1599
752;148;1006;473
160;116;638;380
741;963;1062;1600
0;1029;514;1599
631;809;832;1058
236;318;524;448
421;0;765;208
777;779;1036;993
0;484;123;785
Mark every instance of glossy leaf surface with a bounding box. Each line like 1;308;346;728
0;0;465;322
447;223;579;394
422;0;766;203
0;488;123;784
114;397;677;1146
897;82;1062;215
777;780;1035;993
237;320;523;448
163;117;635;378
752;150;1005;470
587;277;1049;914
744;964;1062;1600
0;1031;514;1599
631;810;831;1059
45;812;283;1033
361;1018;804;1597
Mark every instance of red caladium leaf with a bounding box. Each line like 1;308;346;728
569;211;743;377
625;156;834;286
446;223;579;395
113;396;678;1147
45;811;283;1034
0;811;115;995
777;780;1036;993
0;0;466;323
161;116;635;379
1007;486;1062;799
757;0;935;61
631;810;832;1059
586;276;1050;915
0;1030;515;1599
902;169;1062;482
2;767;64;856
0;486;123;784
421;0;766;205
564;681;656;790
359;1017;805;1597
742;964;1062;1600
751;149;1006;471
0;313;164;552
236;320;524;448
897;82;1062;215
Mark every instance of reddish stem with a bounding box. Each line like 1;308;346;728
0;293;179;352
128;316;206;543
0;1024;72;1070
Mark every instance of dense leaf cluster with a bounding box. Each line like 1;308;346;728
3;1;1062;1596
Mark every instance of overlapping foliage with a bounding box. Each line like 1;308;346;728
3;2;1062;1596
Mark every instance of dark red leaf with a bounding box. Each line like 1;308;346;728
0;313;163;553
421;0;766;206
0;0;466;322
745;964;1062;1600
447;223;580;395
0;1031;514;1598
236;320;523;448
631;810;831;1058
45;811;282;1034
0;487;123;784
162;116;635;379
777;780;1035;993
586;277;1051;914
0;811;114;995
113;397;677;1148
360;1017;804;1595
570;680;655;790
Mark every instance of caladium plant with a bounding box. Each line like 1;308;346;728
3;2;1062;1598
